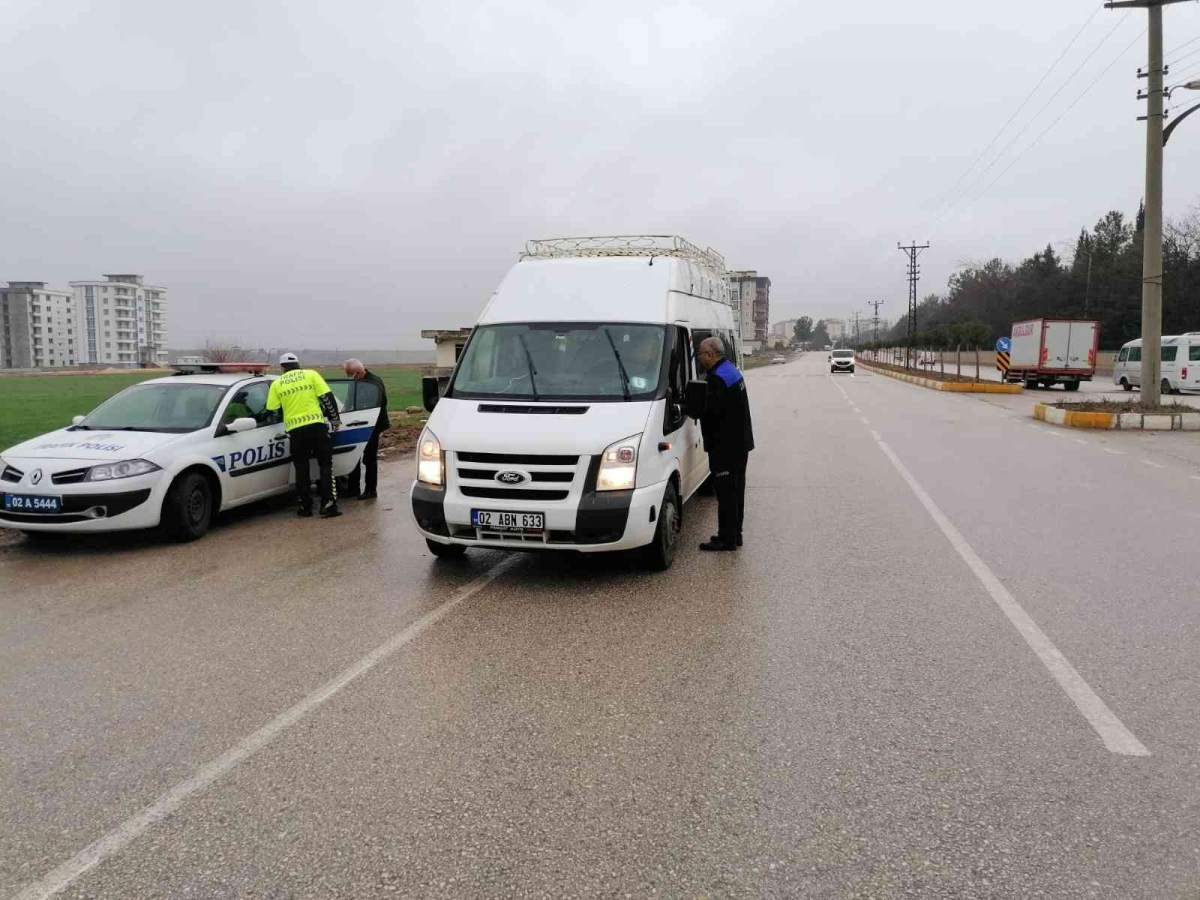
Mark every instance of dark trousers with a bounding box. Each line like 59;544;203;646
713;452;748;545
289;423;335;510
346;423;383;495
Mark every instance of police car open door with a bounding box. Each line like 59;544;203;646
322;379;384;479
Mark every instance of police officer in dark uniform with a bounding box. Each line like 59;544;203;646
696;336;754;552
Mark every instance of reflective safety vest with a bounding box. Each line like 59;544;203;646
266;369;334;432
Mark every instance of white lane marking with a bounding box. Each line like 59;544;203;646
870;433;1150;758
1140;459;1166;469
1191;475;1200;482
1073;438;1089;445
860;417;870;425
851;407;861;414
1104;448;1125;456
10;558;517;900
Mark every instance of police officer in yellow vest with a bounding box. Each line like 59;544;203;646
266;352;343;518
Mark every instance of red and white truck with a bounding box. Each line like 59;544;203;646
1006;318;1100;391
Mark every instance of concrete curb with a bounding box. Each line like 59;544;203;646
857;361;1023;394
1033;402;1200;431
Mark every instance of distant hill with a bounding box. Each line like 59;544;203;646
167;348;434;366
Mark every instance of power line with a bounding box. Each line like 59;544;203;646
932;13;1134;229
922;2;1105;223
941;26;1148;228
1165;32;1200;61
1167;44;1200;69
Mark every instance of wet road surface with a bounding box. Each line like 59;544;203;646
5;353;1200;899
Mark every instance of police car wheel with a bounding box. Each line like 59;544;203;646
162;472;213;543
426;538;467;559
645;482;680;572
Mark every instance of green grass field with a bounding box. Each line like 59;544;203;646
0;366;424;452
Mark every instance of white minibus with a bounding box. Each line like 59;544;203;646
1113;334;1200;394
411;236;740;570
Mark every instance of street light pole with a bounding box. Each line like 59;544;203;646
1106;0;1190;406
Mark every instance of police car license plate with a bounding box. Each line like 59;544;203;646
472;509;544;532
3;493;62;513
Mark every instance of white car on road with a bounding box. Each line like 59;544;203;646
0;367;382;541
829;349;855;373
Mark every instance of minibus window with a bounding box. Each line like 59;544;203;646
1129;347;1142;362
1163;346;1178;362
1190;346;1200;363
451;323;667;401
1118;348;1129;362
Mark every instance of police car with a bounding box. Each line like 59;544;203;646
0;364;383;541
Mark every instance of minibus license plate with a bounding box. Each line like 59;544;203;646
472;509;544;532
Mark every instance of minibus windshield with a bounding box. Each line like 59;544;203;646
451;323;666;401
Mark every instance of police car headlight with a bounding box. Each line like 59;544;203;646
597;433;641;492
84;459;161;482
417;428;444;487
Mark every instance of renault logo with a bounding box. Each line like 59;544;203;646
495;471;528;485
30;469;43;485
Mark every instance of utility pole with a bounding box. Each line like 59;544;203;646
1107;0;1190;406
898;242;930;368
869;299;884;343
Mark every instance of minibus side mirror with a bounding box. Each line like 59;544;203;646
685;380;706;420
422;376;441;413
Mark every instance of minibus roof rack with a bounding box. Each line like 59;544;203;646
522;235;727;274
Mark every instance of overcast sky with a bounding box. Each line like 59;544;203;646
2;0;1198;347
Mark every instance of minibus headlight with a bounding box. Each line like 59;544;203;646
417;428;445;487
597;433;640;492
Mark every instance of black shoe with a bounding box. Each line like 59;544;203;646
710;534;744;547
359;490;378;500
319;503;342;518
297;507;313;518
699;539;737;552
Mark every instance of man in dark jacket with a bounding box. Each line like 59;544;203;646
696;337;754;551
342;359;389;500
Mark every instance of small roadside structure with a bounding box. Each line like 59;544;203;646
421;328;472;391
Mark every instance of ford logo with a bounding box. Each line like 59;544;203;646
30;469;43;485
495;471;527;485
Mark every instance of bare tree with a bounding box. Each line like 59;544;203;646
202;340;243;363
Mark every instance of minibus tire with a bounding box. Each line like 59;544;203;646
426;538;467;560
1162;379;1173;396
1120;378;1132;392
645;483;680;571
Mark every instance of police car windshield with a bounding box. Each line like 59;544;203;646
82;383;228;433
451;323;666;401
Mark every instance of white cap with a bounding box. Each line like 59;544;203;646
279;352;299;365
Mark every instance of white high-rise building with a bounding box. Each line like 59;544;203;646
69;275;168;366
1;283;80;368
0;274;168;369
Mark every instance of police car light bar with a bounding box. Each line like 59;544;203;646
172;362;270;375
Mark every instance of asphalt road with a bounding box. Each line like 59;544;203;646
5;353;1200;899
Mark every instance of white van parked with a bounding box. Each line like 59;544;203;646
1113;334;1200;394
411;235;741;570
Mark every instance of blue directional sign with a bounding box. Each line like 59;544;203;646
996;337;1012;353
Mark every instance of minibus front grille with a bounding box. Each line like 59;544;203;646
477;404;589;415
457;468;574;483
460;486;570;502
457;452;579;466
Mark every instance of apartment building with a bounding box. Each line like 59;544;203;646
0;283;80;368
726;271;771;353
69;275;168;367
0;274;168;369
